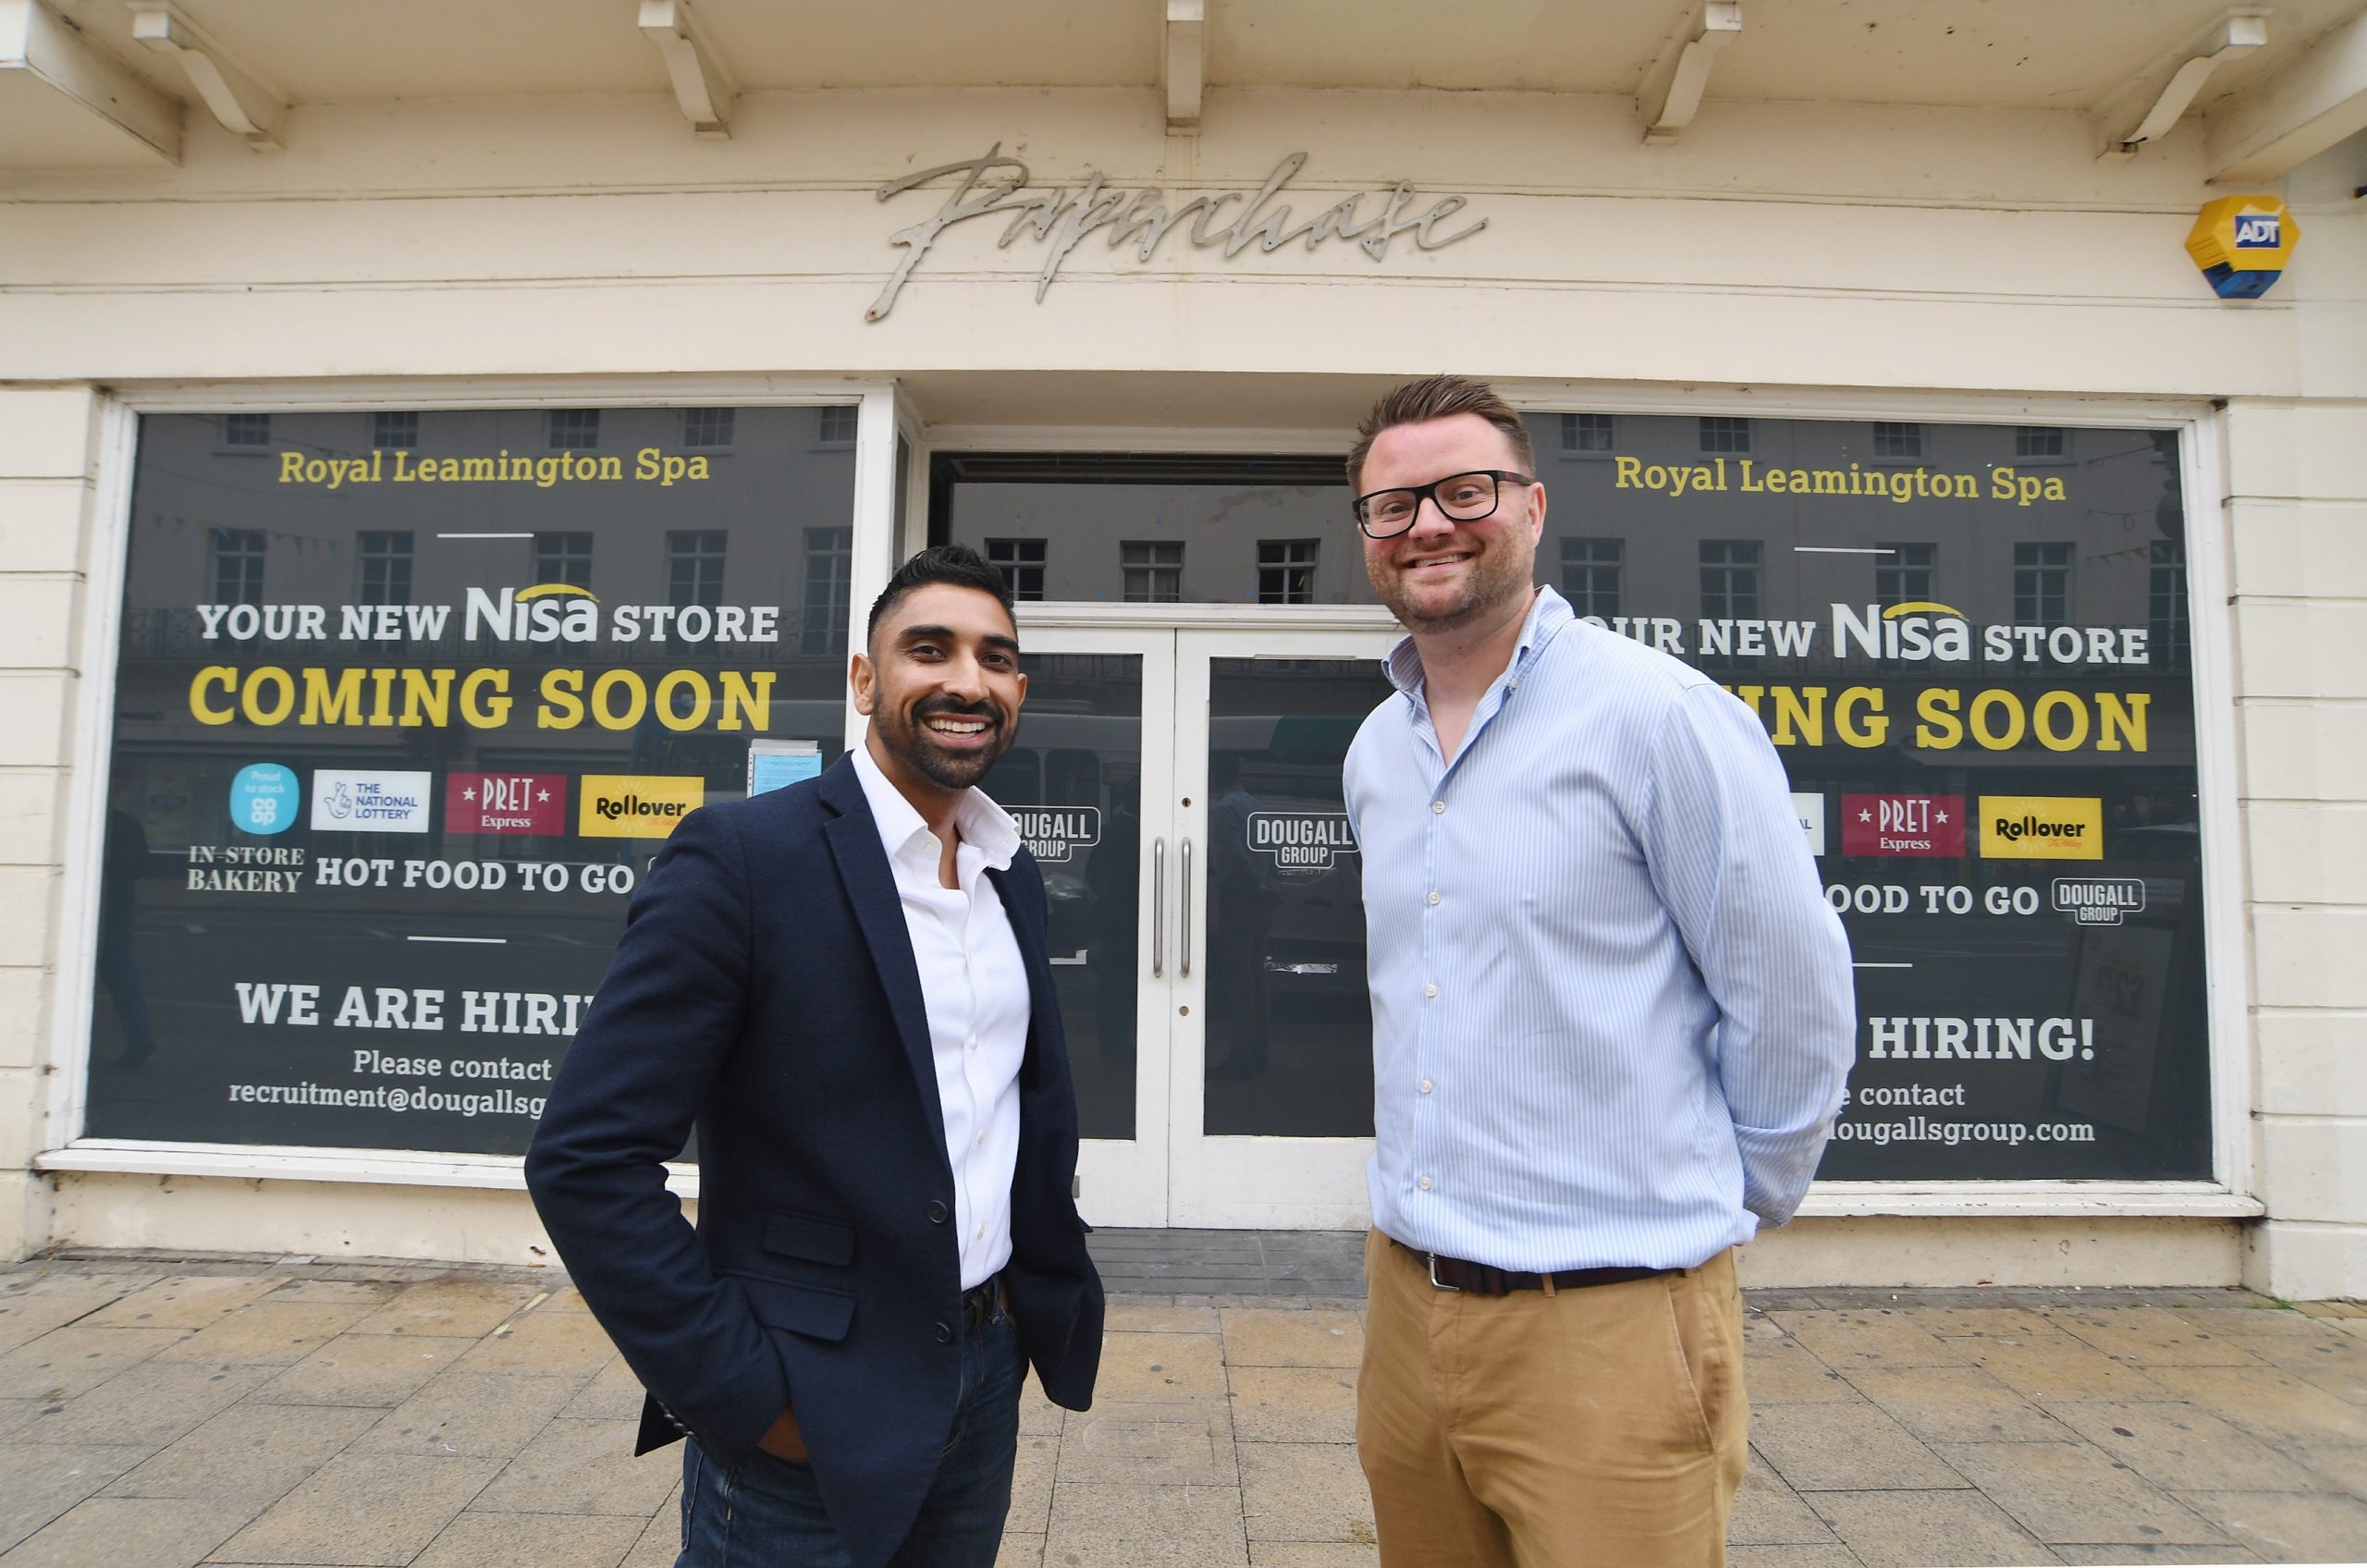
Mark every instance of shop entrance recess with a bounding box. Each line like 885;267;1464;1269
982;623;1396;1229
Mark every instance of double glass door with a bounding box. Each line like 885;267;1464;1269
982;622;1397;1228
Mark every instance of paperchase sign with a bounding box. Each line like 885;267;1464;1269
866;147;1488;321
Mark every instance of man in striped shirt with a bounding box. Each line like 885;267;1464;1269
1342;376;1855;1567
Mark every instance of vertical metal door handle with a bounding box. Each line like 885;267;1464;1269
1181;838;1193;978
1151;838;1165;979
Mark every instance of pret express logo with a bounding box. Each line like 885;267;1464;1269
446;773;568;837
1979;796;2103;861
1841;793;1965;858
577;775;704;839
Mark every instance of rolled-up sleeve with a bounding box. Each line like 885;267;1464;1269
1643;682;1857;1225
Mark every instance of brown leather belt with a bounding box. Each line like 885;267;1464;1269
960;1273;1001;1333
1392;1236;1675;1296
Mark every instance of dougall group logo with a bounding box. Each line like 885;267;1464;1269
309;770;432;834
1840;793;1965;858
446;773;568;837
577;775;704;839
1979;795;2103;861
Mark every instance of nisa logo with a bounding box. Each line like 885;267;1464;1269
463;583;601;643
2234;214;2281;249
577;774;703;839
1978;795;2102;861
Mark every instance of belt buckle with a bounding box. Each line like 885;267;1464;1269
1425;1253;1462;1292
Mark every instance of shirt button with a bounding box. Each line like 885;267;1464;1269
1427;890;1441;906
975;1132;987;1145
1424;983;1439;998
1419;1079;1433;1094
1508;676;1520;690
1431;800;1446;815
1417;1175;1433;1191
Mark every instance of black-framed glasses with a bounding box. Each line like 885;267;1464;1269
1354;470;1535;538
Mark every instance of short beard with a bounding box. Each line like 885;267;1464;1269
887;698;1011;791
1369;542;1532;636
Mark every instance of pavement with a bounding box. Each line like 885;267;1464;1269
1;1233;2363;1567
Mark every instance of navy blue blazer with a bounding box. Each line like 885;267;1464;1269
525;755;1103;1568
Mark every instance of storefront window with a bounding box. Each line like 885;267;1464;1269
86;406;859;1158
1527;412;2210;1182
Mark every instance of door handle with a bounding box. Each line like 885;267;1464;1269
1151;837;1165;979
1181;837;1193;979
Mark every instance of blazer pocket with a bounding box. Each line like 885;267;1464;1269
763;1210;856;1267
736;1275;857;1342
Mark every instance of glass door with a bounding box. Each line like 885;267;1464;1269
1170;628;1398;1227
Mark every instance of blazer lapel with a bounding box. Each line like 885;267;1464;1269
818;759;949;1145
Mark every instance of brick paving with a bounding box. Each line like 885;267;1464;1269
0;1237;2362;1566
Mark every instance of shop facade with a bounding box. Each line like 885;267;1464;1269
3;0;2362;1293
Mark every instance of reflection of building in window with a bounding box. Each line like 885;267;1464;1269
801;527;852;655
682;408;735;448
1872;422;1924;459
2149;540;2190;669
373;411;419;450
533;531;594;590
546;410;601;450
987;539;1047;601
222;412;272;447
1559;537;1623;619
1699;416;1751;455
357;532;414;606
817;406;858;446
2016;426;2067;459
1122;541;1184;604
1699;540;1760;619
668;529;727;609
211;527;266;603
1257;539;1318;605
2014;542;2072;623
1560;412;1614;454
1875;543;1934;607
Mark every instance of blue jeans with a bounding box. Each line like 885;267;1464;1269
676;1303;1024;1567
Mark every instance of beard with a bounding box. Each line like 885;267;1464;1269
877;694;1013;791
1367;529;1536;634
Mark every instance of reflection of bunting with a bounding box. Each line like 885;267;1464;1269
183;519;343;555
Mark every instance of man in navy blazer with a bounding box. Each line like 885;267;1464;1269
527;545;1104;1567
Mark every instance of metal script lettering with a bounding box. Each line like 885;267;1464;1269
865;145;1488;321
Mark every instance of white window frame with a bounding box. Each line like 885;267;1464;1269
44;377;902;1204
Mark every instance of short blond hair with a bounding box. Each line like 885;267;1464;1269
1347;374;1536;492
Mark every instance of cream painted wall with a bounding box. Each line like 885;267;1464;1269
3;84;2361;1285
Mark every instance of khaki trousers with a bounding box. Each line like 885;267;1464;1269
1355;1230;1748;1568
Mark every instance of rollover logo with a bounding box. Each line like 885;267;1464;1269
577;775;704;839
1978;796;2102;861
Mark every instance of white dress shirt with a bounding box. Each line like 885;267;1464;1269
851;743;1030;1291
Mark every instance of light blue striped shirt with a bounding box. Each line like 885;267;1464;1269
1345;586;1855;1273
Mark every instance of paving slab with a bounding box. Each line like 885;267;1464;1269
103;1401;379;1505
556;1354;650;1421
0;1494;256;1568
994;1529;1045;1567
1930;1441;2229;1547
348;1280;549;1340
1227;1365;1358;1443
1746;1340;1864;1403
249;1331;475;1407
2170;1488;2367;1562
1769;1310;1972;1372
0;1442;148;1554
1848;1366;2078;1444
1950;1328;2181;1404
2166;1305;2341;1344
2280;1436;2367;1498
1006;1430;1059;1536
350;1370;588;1459
1724;1548;1864;1568
2044;1400;2328;1494
1059;1398;1238;1487
257;1279;402;1308
80;1276;282;1330
1731;1449;1841;1546
1044;1479;1250;1566
1248;1545;1380;1567
1219;1308;1363;1368
1238;1441;1375;1546
150;1302;377;1367
0;1290;119;1355
2141;1364;2367;1448
1748;1402;1969;1492
1092;1329;1230;1401
619;1502;681;1568
472;1416;681;1516
406;1509;645;1568
11;1358;277;1450
0;1324;187;1401
2050;1546;2263;1563
451;1308;618;1378
211;1451;508;1566
2238;1333;2367;1404
1807;1488;2060;1567
2043;1306;2269;1368
1104;1303;1222;1334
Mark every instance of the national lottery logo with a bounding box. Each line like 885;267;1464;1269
1247;812;1358;871
445;773;567;837
310;770;432;834
1840;793;1965;858
1008;807;1100;864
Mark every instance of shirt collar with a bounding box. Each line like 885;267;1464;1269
1383;584;1573;699
850;740;1022;874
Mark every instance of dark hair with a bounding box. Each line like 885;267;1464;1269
1346;374;1536;492
865;544;1015;643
